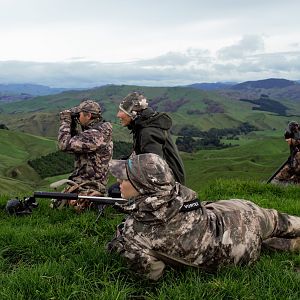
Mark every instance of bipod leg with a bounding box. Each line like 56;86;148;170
95;204;106;223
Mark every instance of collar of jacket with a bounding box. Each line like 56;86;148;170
81;118;103;130
134;107;158;126
127;107;156;132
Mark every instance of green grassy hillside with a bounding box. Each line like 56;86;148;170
184;134;289;190
1;180;300;299
0;129;57;193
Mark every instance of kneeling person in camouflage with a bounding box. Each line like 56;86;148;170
108;153;300;281
274;121;300;184
54;99;113;211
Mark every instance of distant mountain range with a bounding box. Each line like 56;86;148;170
187;78;299;91
186;82;236;90
0;83;85;102
231;78;298;90
1;79;299;102
186;78;300;102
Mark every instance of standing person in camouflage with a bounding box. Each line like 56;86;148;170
107;153;300;281
55;100;113;211
273;121;300;184
116;91;185;184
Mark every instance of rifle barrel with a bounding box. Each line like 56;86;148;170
33;191;127;204
34;191;78;199
77;195;127;204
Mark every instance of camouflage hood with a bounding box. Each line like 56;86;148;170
134;107;172;131
110;153;175;195
109;153;197;223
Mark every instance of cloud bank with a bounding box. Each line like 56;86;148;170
0;35;299;88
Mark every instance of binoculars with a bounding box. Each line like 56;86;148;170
71;111;80;120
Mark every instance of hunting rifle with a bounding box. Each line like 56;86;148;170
6;191;127;221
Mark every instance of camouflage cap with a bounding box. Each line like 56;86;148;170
109;153;175;194
74;100;101;115
109;160;128;180
119;92;148;118
288;120;299;132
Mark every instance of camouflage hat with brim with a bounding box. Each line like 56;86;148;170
109;160;128;180
74;100;101;114
288;121;299;132
119;92;148;117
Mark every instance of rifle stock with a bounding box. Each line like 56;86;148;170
33;191;127;205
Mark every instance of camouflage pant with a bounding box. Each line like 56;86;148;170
275;152;300;183
204;200;300;252
109;199;300;280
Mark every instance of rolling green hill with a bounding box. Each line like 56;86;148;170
184;134;289;190
0;129;57;193
0;84;299;138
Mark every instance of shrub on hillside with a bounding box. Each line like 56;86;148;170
28;151;74;178
177;122;258;138
176;136;232;153
175;122;256;152
0;123;9;130
112;141;132;159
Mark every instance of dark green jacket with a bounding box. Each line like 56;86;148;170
131;108;186;184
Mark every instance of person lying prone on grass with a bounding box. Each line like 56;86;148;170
107;153;300;281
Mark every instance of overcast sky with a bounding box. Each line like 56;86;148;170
0;0;300;88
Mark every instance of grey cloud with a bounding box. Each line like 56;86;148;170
212;50;300;81
137;49;211;67
136;52;192;67
1;45;300;88
217;35;265;60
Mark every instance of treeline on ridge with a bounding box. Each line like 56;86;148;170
175;122;258;153
239;94;288;116
28;141;132;178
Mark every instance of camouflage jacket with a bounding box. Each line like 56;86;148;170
58;118;113;193
109;183;269;280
